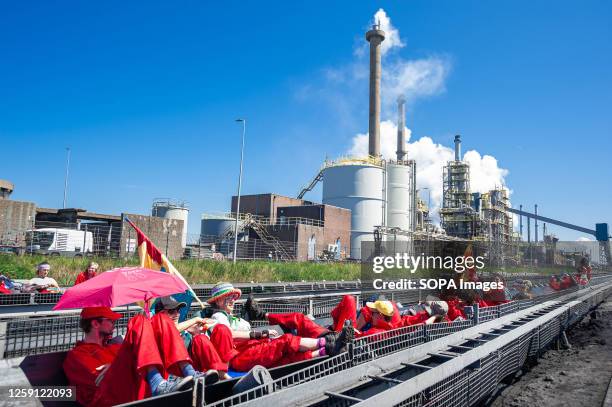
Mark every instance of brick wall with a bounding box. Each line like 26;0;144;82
0;199;36;245
120;213;184;260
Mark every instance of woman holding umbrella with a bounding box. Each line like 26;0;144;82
57;267;219;406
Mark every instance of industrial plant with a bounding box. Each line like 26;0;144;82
0;24;610;268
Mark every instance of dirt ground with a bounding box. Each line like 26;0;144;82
489;298;612;407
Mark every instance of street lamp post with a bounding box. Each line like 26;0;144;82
63;147;71;209
233;119;246;264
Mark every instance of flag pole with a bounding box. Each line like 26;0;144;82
124;217;205;309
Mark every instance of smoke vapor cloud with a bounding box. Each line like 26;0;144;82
348;120;510;220
346;10;509;220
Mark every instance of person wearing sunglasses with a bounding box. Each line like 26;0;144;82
155;295;225;381
63;306;194;406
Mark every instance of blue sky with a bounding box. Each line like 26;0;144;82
1;1;610;241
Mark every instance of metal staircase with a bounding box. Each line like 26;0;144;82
219;214;295;261
243;214;295;260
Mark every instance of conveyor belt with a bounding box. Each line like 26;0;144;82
220;279;612;407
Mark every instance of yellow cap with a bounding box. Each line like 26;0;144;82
366;300;395;317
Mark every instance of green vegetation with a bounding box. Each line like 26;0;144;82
481;266;573;275
0;254;575;287
0;254;361;285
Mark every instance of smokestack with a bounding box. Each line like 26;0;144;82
366;24;385;158
454;135;462;161
396;96;406;161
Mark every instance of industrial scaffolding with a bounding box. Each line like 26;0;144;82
480;188;520;265
440;161;485;239
481;188;513;243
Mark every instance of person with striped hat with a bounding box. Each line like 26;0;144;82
204;282;352;372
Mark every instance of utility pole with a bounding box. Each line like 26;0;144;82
63;147;71;208
233;119;246;264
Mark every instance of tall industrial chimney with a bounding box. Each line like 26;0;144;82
454;135;462;161
366;24;385;158
396;96;406;161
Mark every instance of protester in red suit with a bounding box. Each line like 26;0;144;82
74;262;99;285
245;294;357;338
575;257;593;286
560;273;576;290
549;275;562;291
63;307;194;407
445;298;468;321
205;283;352;372
154;295;225;378
246;294;446;340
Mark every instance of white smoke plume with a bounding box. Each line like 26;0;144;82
344;10;507;222
373;9;404;55
357;9;451;111
348;120;510;221
382;57;451;112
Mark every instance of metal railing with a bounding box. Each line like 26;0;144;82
205;278;612;407
1;309;141;358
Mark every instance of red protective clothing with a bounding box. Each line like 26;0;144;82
74;271;97;285
190;334;228;372
209;323;312;372
400;311;430;327
331;295;404;335
330;295;358;332
63;314;163;407
0;282;11;294
549;277;562;291
367;302;403;330
150;312;192;378
575;266;592;286
446;298;468;321
483;288;508;305
267;312;328;338
359;305;373;325
560;275;575;290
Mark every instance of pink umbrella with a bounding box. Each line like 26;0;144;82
53;267;189;310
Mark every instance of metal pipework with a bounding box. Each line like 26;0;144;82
519;204;523;237
535;204;539;243
366;24;385;158
396;96;407;161
454;135;462;161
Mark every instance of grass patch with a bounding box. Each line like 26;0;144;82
0;254;361;285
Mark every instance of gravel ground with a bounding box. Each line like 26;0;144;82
489;298;612;407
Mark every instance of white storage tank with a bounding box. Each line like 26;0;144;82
386;161;416;238
322;160;385;260
152;199;189;248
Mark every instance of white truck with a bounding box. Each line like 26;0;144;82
25;228;93;256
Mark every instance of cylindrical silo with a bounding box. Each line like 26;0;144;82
322;161;385;260
152;199;189;248
200;214;237;242
386;162;415;235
